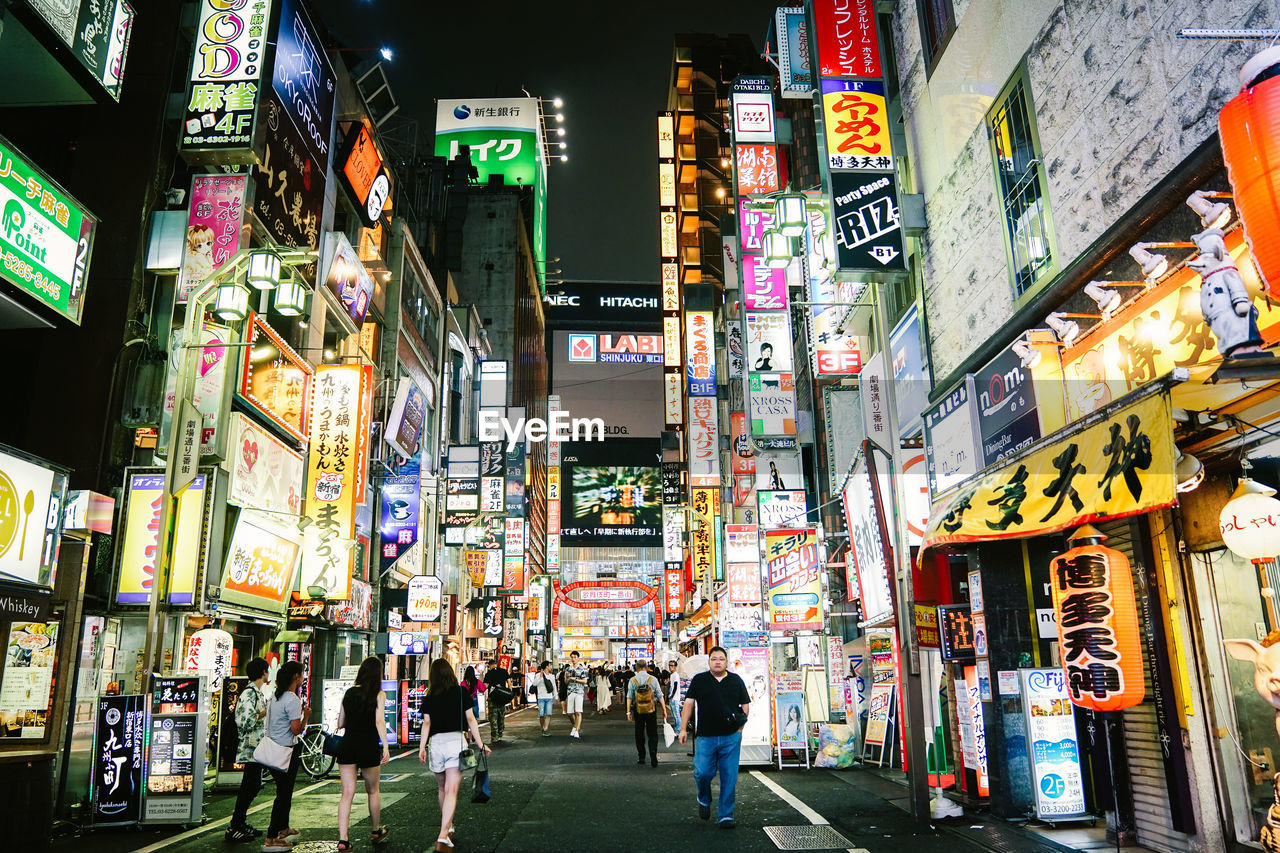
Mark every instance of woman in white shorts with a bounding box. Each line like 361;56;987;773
418;658;490;852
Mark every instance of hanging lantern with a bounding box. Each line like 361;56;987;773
1219;477;1280;563
213;278;250;321
1220;47;1280;300
1048;525;1144;712
762;229;793;268
184;627;234;690
773;193;808;237
246;248;282;290
273;271;308;316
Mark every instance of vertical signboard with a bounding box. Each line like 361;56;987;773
176;175;247;303
1021;669;1087;819
820;80;893;172
179;0;273;160
144;676;204;823
271;0;336;171
685;310;716;395
301;365;373;600
776;7;812;98
92;693;146;825
115;471;210;606
813;0;882;78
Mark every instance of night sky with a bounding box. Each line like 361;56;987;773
309;1;784;283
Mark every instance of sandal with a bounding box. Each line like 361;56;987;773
337;842;353;852
434;839;454;852
371;826;390;845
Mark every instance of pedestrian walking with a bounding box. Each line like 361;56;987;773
335;656;391;850
533;661;557;736
679;647;750;829
461;665;482;720
595;666;612;715
564;650;589;739
417;658;491;853
262;661;310;851
225;657;269;843
483;660;511;742
557;664;568;715
626;661;667;767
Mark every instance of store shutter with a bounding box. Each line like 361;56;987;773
1096;518;1193;853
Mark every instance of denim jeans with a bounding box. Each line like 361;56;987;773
693;731;742;822
538;697;554;716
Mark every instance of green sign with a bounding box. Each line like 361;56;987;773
435;98;547;286
0;136;97;323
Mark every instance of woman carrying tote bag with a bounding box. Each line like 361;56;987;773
255;661;310;852
417;659;490;853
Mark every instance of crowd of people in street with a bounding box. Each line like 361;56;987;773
222;647;751;851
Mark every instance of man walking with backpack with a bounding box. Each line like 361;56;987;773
483;660;511;742
626;661;667;767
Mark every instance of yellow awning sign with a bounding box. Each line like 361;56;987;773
922;392;1176;550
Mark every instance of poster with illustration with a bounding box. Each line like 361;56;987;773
0;621;59;738
774;671;806;750
177;175;247;303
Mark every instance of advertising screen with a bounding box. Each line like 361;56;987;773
560;439;661;546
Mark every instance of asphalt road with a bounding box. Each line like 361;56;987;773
56;703;1047;852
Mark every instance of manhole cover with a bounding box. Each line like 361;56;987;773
762;824;853;850
287;843;340;853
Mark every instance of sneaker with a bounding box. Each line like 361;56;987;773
245;827;264;838
225;826;254;843
541;730;551;737
570;729;580;739
719;819;736;829
698;802;710;820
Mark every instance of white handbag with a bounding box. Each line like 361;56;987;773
252;699;296;771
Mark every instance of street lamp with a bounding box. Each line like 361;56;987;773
273;270;309;316
762;229;793;268
213;277;251;321
773;193;808;237
246;248;282;290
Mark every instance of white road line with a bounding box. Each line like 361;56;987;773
749;770;829;825
132;751;418;853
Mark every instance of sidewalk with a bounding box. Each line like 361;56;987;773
851;765;1161;853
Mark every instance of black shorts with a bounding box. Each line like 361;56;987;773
336;739;381;769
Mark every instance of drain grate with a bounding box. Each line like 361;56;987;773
762;824;853;850
288;842;341;853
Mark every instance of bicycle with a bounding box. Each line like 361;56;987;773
255;725;334;782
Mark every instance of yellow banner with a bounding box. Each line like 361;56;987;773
116;470;208;606
923;392;1175;549
691;487;719;582
300;365;372;600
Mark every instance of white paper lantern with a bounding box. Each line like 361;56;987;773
185;628;234;690
1220;478;1280;562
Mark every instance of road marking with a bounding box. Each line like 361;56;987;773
132;751;418;853
749;770;829;825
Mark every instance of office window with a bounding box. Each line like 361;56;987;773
918;0;956;70
987;69;1056;297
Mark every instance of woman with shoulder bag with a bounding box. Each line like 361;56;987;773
417;659;490;853
257;661;310;852
335;657;391;851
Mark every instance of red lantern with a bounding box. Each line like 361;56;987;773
1048;525;1145;712
1221;48;1280;300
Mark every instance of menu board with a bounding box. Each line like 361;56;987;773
91;693;146;825
147;714;197;794
151;676;199;714
0;620;59;739
1021;669;1087;818
862;681;895;753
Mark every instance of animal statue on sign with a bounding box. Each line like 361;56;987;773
1189;228;1265;358
1224;634;1280;852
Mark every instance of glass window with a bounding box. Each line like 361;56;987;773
987;70;1056;298
918;0;956;71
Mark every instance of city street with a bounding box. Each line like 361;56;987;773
56;705;1015;853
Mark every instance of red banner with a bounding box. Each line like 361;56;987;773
813;0;882;79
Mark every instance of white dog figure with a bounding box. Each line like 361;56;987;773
1224;637;1280;852
1189;228;1264;358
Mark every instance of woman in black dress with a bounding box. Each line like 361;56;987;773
336;657;391;850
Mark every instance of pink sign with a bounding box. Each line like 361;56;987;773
739;199;777;253
743;255;787;310
178;175;247;302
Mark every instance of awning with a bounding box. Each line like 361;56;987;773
920;378;1179;555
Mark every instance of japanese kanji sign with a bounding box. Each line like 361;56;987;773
1048;532;1145;711
829;172;906;271
300;364;373;600
239;313;313;442
691;487;718;582
116;470;209;606
271;0;335;171
180;0;273;159
0;135;98;323
685;310;716;395
766;527;822;631
687;395;720;487
813;0;881;79
749;373;796;437
177;175;246;303
777;7;812;98
821;80;893;172
922;392;1176;549
92;692;145;823
253;88;323;250
219;510;300;613
742;255;787;310
735;144;780;195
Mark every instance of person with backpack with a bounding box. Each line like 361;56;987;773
335;656;391;851
482;660;511;742
626;660;668;767
225;658;270;843
533;660;557;736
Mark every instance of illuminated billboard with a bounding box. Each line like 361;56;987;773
560;440;661;546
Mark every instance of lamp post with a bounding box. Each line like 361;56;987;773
141;246;316;679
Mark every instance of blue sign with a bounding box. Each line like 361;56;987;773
1021;669;1087;819
272;0;336;169
379;456;420;573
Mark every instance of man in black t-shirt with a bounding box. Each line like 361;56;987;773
678;646;750;828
